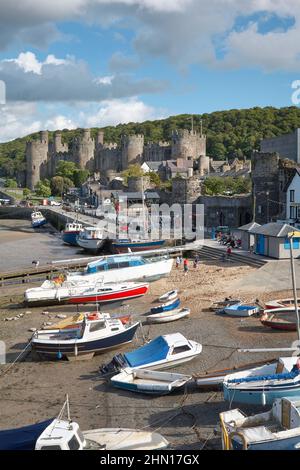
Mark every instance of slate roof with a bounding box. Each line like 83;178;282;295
237;222;261;232
249;222;297;237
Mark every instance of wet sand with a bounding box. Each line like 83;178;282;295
0;221;298;449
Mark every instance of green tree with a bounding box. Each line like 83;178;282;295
121;164;145;184
35;181;51;198
50;176;73;196
56;161;77;181
4;178;18;188
23;188;31;199
73;169;90;187
148;171;161;187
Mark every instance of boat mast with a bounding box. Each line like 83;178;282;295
289;231;300;342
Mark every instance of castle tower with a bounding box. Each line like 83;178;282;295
54;131;68;154
96;130;104;147
121;134;144;170
198;155;210;176
74;128;95;171
26;131;49;190
171;129;206;161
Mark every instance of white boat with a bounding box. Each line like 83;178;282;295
111;368;192;395
100;333;202;374
158;289;178;302
31;315;140;360
24;279;148;306
67;254;174;284
223;357;300;406
31;211;47;228
35;418;168;450
77;226;106;253
265;298;300;310
147;308;190;324
220;397;300;450
223;304;259;317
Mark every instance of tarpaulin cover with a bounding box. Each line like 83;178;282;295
125;336;169;367
0;419;53;450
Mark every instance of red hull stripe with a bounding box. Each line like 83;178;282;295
67;286;148;304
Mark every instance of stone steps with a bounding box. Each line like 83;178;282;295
192;245;267;269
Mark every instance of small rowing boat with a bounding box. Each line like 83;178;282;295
111;368;191;395
265;298;300;310
260;307;297;331
146;308;190;324
150;298;180;315
158;290;178;303
223;304;259;317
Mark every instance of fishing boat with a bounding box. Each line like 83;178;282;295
31;315;140;360
150;298;181;315
67;254;174;284
111;368;191;395
158;289;178;302
265;298;300;310
31;211;47;228
260;308;297;331
100;333;202;374
111;238;165;254
220;397;300;450
25;280;149;306
77;227;106;254
223;304;260;317
62;222;84;246
146;308;190;324
223;357;300;406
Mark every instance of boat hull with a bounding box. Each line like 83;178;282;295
223;383;300;406
67;284;149;305
32;219;47;228
62;231;81;246
112;240;165;254
150;298;180;314
77;238;106;253
231;434;300;450
31;322;140;359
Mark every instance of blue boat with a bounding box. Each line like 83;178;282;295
223;356;300;406
223;304;259;317
62;222;83;246
100;333;202;374
0;419;53;450
150;298;180;315
220;396;300;450
112;239;165;253
31;211;47;228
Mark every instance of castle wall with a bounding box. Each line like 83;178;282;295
121;135;144;169
171;130;206;160
26;131;49;189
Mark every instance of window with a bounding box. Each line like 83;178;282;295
171;345;191;355
284;237;291;250
89;321;105;332
40;445;62;450
290;190;295;202
68;435;81;450
290;206;296;219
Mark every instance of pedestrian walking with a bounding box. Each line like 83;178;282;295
176;256;180;268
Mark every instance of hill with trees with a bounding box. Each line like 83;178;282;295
1;106;300;178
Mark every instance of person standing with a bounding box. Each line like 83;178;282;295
176;256;180;268
183;258;189;275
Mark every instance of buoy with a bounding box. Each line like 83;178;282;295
261;391;266;406
57;351;63;360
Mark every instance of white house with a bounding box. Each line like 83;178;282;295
285;170;300;224
141;161;162;173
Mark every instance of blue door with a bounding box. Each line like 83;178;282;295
256;234;265;255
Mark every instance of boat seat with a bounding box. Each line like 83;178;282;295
237;426;274;443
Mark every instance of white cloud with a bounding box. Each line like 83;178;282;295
0;98;166;142
0;51;167;101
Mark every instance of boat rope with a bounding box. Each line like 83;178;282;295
0;336;34;377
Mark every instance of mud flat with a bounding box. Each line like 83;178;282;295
0;256;297;450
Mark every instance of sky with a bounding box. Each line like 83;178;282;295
0;0;300;142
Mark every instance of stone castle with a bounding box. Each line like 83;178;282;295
25;128;208;189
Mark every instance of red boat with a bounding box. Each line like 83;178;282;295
67;282;149;305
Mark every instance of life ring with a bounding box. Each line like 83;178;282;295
87;312;100;321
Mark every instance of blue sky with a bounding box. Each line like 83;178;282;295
0;0;299;141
